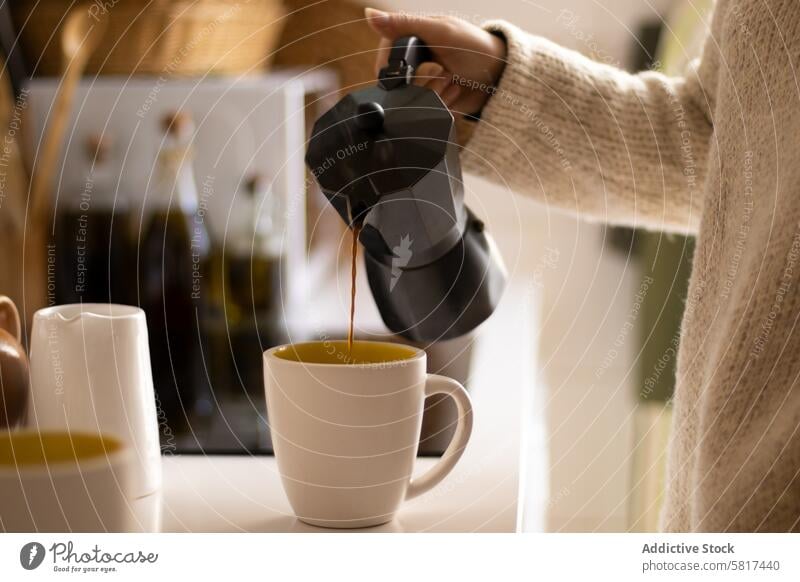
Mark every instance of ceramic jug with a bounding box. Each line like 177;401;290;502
28;304;162;530
0;295;28;428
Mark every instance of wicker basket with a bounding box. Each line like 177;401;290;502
13;0;286;76
272;0;475;143
272;0;377;94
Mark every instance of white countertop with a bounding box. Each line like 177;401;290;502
161;282;543;532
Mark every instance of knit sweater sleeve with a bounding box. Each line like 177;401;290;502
461;20;718;234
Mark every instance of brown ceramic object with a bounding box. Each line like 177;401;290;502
0;295;29;428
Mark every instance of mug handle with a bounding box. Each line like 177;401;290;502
405;374;474;500
0;295;21;341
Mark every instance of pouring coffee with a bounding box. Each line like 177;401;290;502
306;36;506;342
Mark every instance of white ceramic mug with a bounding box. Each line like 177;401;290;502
0;430;135;532
28;304;161;530
263;340;473;528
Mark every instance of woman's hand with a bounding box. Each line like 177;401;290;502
365;8;507;115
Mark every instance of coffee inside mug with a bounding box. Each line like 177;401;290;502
0;431;123;468
274;340;417;365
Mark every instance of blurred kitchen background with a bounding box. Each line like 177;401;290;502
0;0;713;532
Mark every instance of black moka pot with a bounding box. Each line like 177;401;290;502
305;36;506;342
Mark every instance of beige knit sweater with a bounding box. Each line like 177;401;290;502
462;0;800;531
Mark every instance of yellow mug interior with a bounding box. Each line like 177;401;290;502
0;431;123;468
273;340;417;365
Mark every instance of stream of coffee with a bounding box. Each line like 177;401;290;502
348;223;363;355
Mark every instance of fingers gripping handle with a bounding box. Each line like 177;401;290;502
379;36;432;89
405;374;474;500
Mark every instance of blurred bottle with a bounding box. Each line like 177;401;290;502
54;134;131;304
138;111;213;435
227;173;287;395
227;175;283;319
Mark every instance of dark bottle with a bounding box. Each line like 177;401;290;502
138;111;213;435
54;134;131;304
227;175;283;322
226;173;287;395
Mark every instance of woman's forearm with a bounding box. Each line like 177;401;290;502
462;21;717;235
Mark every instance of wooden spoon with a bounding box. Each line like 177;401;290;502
24;4;107;320
0;68;28;236
0;53;30;312
29;3;108;227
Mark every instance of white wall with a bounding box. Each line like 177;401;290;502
380;0;675;531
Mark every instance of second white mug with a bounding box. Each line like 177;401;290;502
0;430;136;532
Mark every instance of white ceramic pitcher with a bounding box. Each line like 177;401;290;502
28;304;162;530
